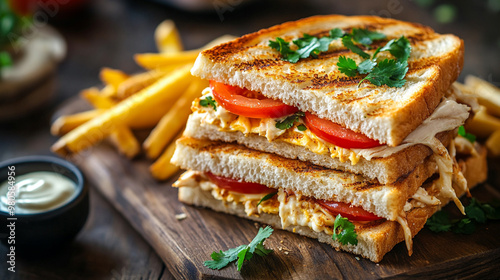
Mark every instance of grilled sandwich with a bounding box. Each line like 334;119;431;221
170;15;487;262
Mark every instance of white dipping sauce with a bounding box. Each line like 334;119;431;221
0;171;77;214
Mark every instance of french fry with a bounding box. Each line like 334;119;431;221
464;75;500;117
80;87;117;109
143;78;208;159
51;109;103;136
51;65;193;156
100;67;129;90
117;69;169;99
108;126;140;159
486;130;500;157
135;34;236;70
134;50;199;70
155;19;183;53
149;132;183;180
465;106;500;138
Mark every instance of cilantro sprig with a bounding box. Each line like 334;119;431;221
458;126;476;143
204;226;274;271
269;27;411;88
426;198;500;234
275;111;305;130
332;214;358;245
199;96;217;111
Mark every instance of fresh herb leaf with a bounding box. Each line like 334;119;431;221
329;28;344;39
204;226;273;271
269;37;300;63
359;59;408;88
426;211;452;233
342;35;370;59
256;192;277;207
275;112;305;130
297;124;307;131
337;56;358;77
199;96;217;111
0;51;12;67
351;28;386;45
426;198;500;234
378;36;411;62
332;214;358;245
458;126;476;143
357;59;377;74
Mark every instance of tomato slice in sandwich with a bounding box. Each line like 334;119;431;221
317;200;383;221
303;112;382;149
210;80;299;118
206;173;274;194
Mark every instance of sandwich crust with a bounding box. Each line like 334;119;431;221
191;15;464;146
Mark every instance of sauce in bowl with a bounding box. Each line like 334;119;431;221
0;171;77;214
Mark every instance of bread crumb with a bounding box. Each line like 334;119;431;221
355;257;360;261
175;213;187;220
284;251;289;255
293;228;296;233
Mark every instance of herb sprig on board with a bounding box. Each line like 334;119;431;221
426;198;500;234
204;226;274;271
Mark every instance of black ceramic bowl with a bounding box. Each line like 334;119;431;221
0;156;89;251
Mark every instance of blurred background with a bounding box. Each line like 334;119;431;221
0;0;499;278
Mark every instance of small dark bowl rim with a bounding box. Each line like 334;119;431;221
0;155;86;217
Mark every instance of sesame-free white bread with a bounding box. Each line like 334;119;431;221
183;112;454;185
171;137;439;221
191;15;464;146
177;146;487;262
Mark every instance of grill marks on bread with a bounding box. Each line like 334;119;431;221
193;15;464;145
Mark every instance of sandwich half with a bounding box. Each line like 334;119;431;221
170;15;487;262
171;136;487;262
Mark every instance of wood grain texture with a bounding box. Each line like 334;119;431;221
76;143;500;280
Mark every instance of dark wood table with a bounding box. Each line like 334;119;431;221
1;0;499;278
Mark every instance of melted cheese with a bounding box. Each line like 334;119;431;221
175;172;448;255
174;171;279;216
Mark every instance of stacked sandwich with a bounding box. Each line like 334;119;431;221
171;15;487;262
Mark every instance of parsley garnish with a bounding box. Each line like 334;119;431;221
297;124;307;131
270;28;411;88
268;38;300;63
337;56;358;77
379;36;411;62
332;214;358;245
275;112;305;130
458;126;476;143
256;192;277;207
199;96;217;111
204;226;274;271
342;35;370;59
359;59;408;88
351;28;386;45
426;198;500;234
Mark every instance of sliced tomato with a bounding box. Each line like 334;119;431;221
303;112;382;149
210;80;298;118
317;200;382;221
206;173;274;194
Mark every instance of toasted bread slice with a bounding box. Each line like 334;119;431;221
175;144;487;262
183;110;455;185
171;137;442;221
191;15;464;146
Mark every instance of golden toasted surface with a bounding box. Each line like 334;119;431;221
192;15;464;146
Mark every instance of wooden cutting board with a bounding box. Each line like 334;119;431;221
74;141;500;279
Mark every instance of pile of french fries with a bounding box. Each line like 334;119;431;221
50;20;234;180
457;76;500;157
